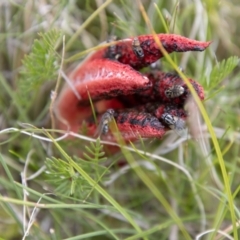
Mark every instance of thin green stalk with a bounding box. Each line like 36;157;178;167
65;0;112;50
0;154;22;199
110;118;191;240
153;3;169;33
118;141;191;239
14;183;120;239
45;132;146;238
138;1;238;239
0;74;29;122
65;41;118;63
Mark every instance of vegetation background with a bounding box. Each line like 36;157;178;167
0;0;240;239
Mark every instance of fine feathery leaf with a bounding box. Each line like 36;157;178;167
45;157;87;197
45;140;108;197
83;138;107;162
20;29;62;94
202;56;239;90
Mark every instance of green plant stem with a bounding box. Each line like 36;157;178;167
65;0;112;51
45;132;147;239
138;1;238;239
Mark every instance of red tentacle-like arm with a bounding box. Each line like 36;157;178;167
55;59;151;132
55;33;210;139
85;34;211;69
68;59;151;101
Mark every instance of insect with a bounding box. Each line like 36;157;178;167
95;109;115;136
106;36;121;60
161;112;187;137
56;33;210;140
132;37;144;58
165;85;185;98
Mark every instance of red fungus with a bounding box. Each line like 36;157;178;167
55;33;210;140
